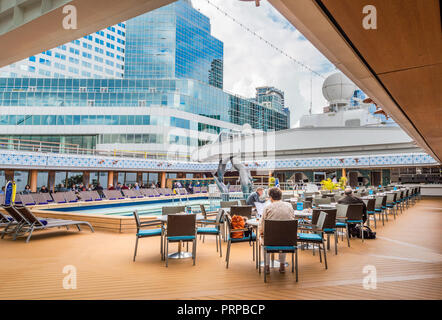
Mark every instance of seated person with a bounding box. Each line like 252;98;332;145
258;187;295;274
338;187;367;222
246;187;266;206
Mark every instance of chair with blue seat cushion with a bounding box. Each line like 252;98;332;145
374;195;387;226
198;204;219;225
165;213;197;267
197;209;224;257
298;211;328;269
344;203;365;244
385;193;397;220
335;203;351;244
225;213;256;268
261;219;298;283
363;198;377;229
133;210;163;262
310;208;338;255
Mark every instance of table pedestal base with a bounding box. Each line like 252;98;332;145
168;252;193;259
260;260;289;268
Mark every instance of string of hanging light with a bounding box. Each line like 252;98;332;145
202;0;325;78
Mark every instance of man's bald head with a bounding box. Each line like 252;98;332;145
344;187;353;195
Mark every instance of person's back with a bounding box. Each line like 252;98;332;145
246;189;265;206
259;187;295;274
338;194;363;205
262;201;295;222
338;188;367;222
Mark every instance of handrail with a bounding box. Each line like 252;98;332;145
0;137;192;161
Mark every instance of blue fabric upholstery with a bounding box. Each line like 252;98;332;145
264;246;296;251
347;220;363;223
324;228;336;233
375;208;382;212
229;232;256;242
197;227;218;234
168;235;195;241
137;228;162;237
298;233;322;241
199;219;216;223
336;222;346;227
367;211;375;214
39;219;48;226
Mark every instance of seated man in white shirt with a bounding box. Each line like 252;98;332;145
259;187;295;274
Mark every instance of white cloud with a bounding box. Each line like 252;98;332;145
192;0;337;126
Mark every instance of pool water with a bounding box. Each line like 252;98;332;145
43;197;221;217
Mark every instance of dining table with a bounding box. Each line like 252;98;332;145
246;210;314;269
157;213;204;259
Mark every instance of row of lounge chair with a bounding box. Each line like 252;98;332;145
0;204;94;243
228;185;242;192
0;187;208;206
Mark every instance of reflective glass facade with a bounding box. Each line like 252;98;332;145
0;77;287;131
124;1;223;89
0;0;288;153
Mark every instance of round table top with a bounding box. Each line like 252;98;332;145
247;211;311;227
157;214;204;222
317;203;337;208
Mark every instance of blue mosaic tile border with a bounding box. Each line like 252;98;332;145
0;150;437;171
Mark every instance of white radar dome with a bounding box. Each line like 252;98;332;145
242;123;253;135
322;72;357;104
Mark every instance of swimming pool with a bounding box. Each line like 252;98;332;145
42;197;221;217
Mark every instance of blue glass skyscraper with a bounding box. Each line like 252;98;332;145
125;1;223;88
0;0;288;155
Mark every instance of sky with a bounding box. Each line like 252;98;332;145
192;0;338;126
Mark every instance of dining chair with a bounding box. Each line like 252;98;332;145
133;210;163;261
197;209;224;257
165;214;197;267
225;213;256;268
298;211;328;269
260;219;299;283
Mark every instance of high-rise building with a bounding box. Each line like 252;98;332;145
124;1;223;88
0;23;126;79
255;86;285;111
0;0;288;156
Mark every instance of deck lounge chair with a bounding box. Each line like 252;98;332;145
193;186;201;194
79;191;93;202
201;186;208;193
151;189;161;197
31;193;49;205
41;192;54;203
0;207;18;236
17;194;36;206
90;190;102;201
132;190;144;198
123;190;137;199
52;192;67;203
65;191;79;203
9;205;94;243
141;189;153;197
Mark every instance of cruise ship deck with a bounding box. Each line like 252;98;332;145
1;197;440;300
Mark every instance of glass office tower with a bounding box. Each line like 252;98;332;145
124;0;223;88
0;0;288;156
0;23;126;79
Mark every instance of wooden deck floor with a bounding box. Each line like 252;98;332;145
1;198;441;300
